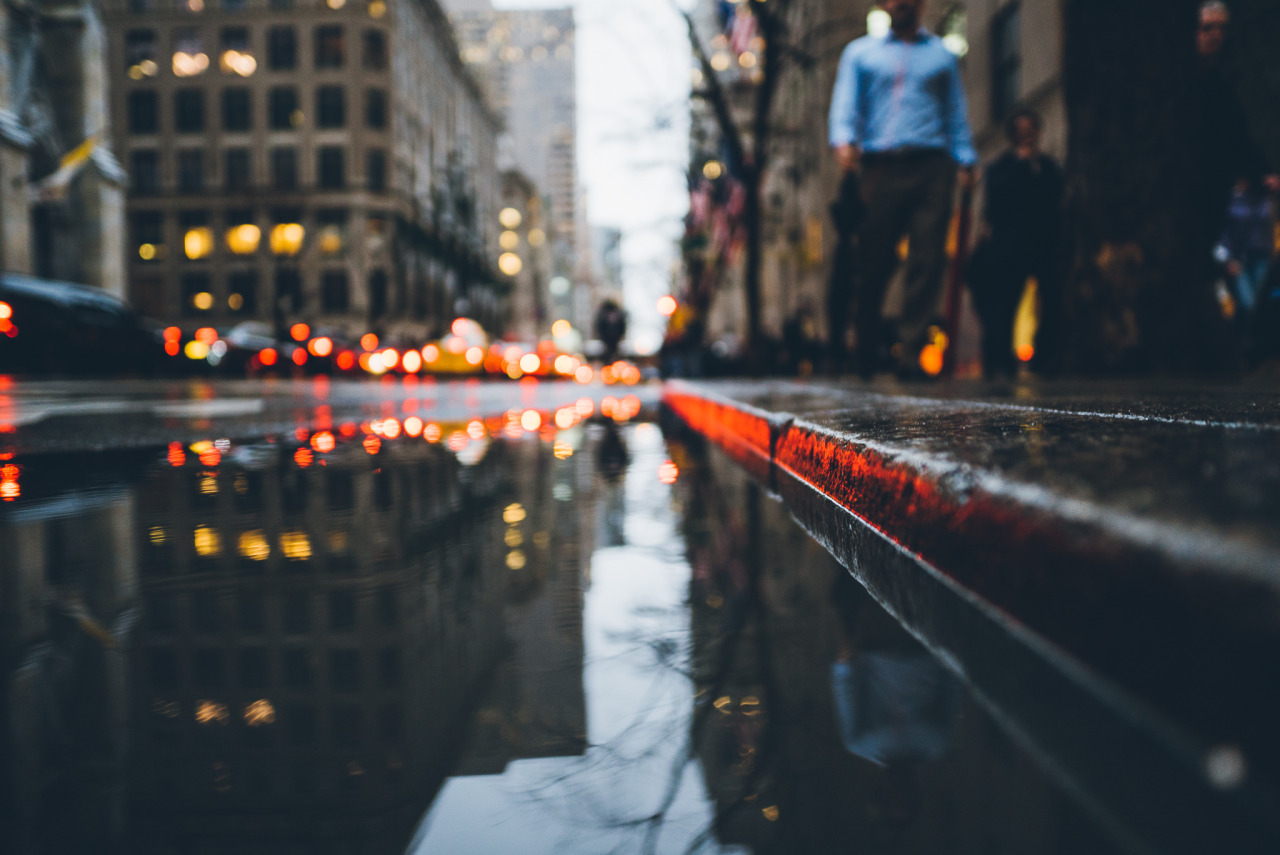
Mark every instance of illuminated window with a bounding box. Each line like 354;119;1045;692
267;26;297;69
219;27;254;76
133;211;164;261
228;271;257;314
225;209;260;255
224;148;250;191
128;90;158;134
316;85;345;128
182;273;213;316
271;147;298;190
177;149;204;192
181;211;212;259
125;29;158;73
174;89;205;133
222;88;252;131
315;25;344;69
363;29;387;70
172;28;209;76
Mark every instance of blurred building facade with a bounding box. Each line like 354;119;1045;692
499;169;551;342
0;0;127;296
102;0;506;341
444;0;579;336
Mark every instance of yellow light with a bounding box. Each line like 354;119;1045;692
238;530;270;561
220;50;257;76
762;806;780;822
503;503;526;524
404;416;424;436
703;161;723;180
519;353;541;373
710;52;731;72
738;51;757;68
551;319;572;338
184;340;209;362
149;526;167;545
499;252;523;276
172;51;210;77
226;223;261;255
290;109;304;128
192;292;214;312
527;228;546;247
520;410;541;432
270;223;305;256
499;207;523;229
280;530;312;560
319;226;343;255
243;699;276;726
194;525;221;556
505;528;524;547
200;475;218;495
368;0;386;17
465;346;484;365
327;0;346;7
555;408;575;429
138;243;157;260
402;350;422;372
554;442;574;460
500;230;520;250
554;354;577;375
506;364;523;379
184;227;213;259
657;295;678;316
506;550;526;570
919;344;944;376
195;700;229;725
228;293;244;310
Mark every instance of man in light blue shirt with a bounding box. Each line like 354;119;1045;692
828;0;976;379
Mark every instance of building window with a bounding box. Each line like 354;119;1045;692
228;270;257;314
177;148;204;192
267;26;296;70
133;211;164;262
271;147;298;190
222;0;245;11
219;27;255;76
225;148;251;191
317;208;347;255
222;88;252;131
180;210;213;260
132;150;160;194
318;147;345;189
315;26;344;69
172;28;207;78
316;86;345;129
125;29;158;75
365;88;387;129
270;0;292;8
268;87;299;130
991;3;1021;122
174;89;205;133
225;208;259;256
274;267;303;312
128;90;159;134
368;269;387;320
362;30;387;70
321;270;350;313
182;273;213;317
366;150;386;192
128;0;154;13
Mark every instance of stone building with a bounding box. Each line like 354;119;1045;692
498;168;551;342
0;0;127;297
444;0;578;335
102;0;505;342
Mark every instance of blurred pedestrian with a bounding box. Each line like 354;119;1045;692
969;108;1064;378
827;170;865;372
1218;179;1275;322
829;0;976;380
594;298;627;363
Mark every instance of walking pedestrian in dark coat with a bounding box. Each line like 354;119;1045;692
969;108;1063;378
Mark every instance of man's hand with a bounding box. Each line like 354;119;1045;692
835;144;861;173
958;166;977;192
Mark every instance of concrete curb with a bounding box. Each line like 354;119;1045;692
663;378;1280;855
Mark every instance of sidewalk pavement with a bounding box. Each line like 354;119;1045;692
663;376;1280;855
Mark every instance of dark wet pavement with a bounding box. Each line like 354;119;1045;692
0;377;1145;853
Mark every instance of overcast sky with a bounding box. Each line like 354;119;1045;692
493;0;692;352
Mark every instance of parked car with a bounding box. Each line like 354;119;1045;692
0;274;167;376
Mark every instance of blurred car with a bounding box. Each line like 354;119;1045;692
0;273;166;376
421;318;489;375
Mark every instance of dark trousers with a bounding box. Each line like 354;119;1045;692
856;151;957;369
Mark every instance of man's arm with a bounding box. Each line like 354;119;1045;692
830;43;862;171
942;53;978;187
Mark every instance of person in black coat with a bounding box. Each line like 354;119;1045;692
969;108;1064;378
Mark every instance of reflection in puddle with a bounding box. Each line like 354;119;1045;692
2;411;1119;854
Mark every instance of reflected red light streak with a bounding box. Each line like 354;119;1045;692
311;431;336;453
467;419;486;439
315;405;333;430
658;460;679;485
199;449;221;467
363;435;381;454
292;349;308;367
295;428;310;442
447;431;469;451
168;442;186;467
404;416;424;437
336;351;356;371
259;348;278;366
382;418;402;439
294;447;314;467
424;423;442;443
339;422;358;437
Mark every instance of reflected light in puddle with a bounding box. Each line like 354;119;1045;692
243;699;277;727
280;530;312;560
503;503;526;524
194;526;221;556
311;431;336;453
294;448;313;467
506;550;526;570
238;530;271;561
364;436;382;454
467;419;486;439
404;417;424;437
554;408;576;429
195;700;230;725
424;423;442;443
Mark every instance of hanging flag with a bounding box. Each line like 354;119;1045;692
29;136;98;203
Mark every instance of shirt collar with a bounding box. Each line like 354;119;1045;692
886;27;932;44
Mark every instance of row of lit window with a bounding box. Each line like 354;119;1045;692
126;86;387;135
460;42;573;65
125;25;387;80
131;145;386;196
132;208;388;261
125;0;387;20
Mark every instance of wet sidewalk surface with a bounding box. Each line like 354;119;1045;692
664;376;1280;854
